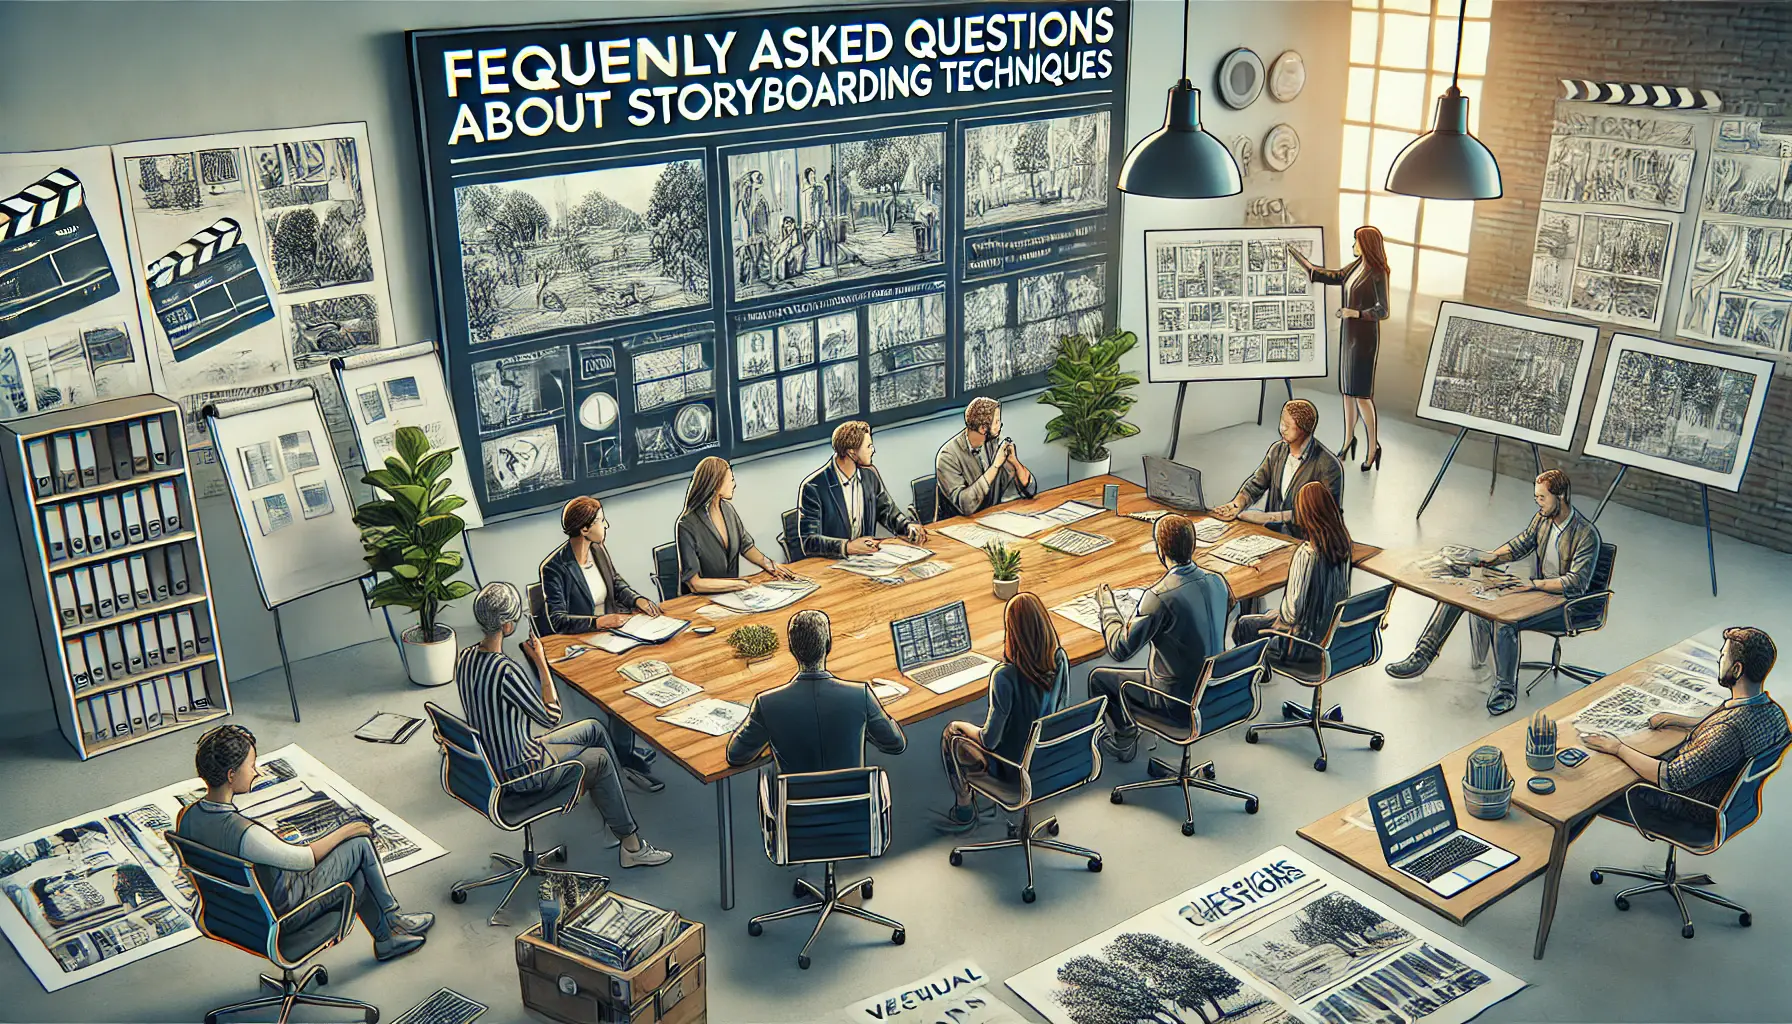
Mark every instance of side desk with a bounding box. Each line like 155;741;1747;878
545;476;1381;908
1358;546;1565;624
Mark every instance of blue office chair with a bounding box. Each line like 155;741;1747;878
910;474;940;525
1246;584;1395;772
1522;542;1618;694
167;833;378;1024
779;507;802;563
747;766;903;969
1590;737;1789;938
1110;638;1271;835
652;541;682;601
424;702;609;925
526;582;550;638
948;696;1107;903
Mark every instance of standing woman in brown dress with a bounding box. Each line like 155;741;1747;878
1291;226;1390;471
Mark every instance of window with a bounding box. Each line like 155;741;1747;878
1340;0;1491;320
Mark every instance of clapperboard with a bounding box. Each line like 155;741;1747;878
145;217;274;360
0;168;120;338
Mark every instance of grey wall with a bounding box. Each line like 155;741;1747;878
0;0;1347;729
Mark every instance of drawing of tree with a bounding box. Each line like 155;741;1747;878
493;190;551;246
1107;932;1243;1024
848;138;913;233
463;256;503;341
1013;121;1051;197
646;161;709;296
1055;955;1185;1024
1291;894;1394;958
905;136;943;201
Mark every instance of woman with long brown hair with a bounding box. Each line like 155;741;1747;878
1234;481;1355;648
935;592;1070;833
1292;225;1390;471
675;456;794;594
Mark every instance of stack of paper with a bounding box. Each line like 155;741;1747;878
624;675;702;708
832;542;932;577
556;893;681;970
1208;534;1289;566
976;510;1055;537
710;576;819;613
1191;518;1229;544
354;712;422;744
1040;528;1114;556
908;561;953;579
657;698;749;736
937;522;1014;549
1050;587;1146;635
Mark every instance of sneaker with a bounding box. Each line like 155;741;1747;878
1099;731;1139;763
1486;686;1519;716
931;804;979;835
373;931;426;962
1384;651;1433;679
624;768;665;793
620;837;673;868
389;911;434;935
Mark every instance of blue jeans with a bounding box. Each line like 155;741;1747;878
277;835;397;941
539;718;639;839
611;717;654;773
1413;603;1570;693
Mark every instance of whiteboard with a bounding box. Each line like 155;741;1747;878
332;341;483;529
204;386;365;607
1417;301;1600;450
1142;226;1333;383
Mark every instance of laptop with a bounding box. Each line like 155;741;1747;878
1142;456;1207;512
1368;765;1518;898
889;600;999;695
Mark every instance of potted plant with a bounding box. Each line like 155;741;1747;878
985;541;1022;601
726;624;780;664
355;426;476;687
1037;329;1142;483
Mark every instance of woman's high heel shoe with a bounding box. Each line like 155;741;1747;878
1361;445;1382;472
1342;436;1358;460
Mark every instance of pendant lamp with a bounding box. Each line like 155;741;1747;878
1385;0;1501;199
1115;0;1242;199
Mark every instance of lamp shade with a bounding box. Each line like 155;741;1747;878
1117;80;1242;199
1386;87;1502;200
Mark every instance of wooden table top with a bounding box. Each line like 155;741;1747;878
1358;546;1566;625
545;476;1381;783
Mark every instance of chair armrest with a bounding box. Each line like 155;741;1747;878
1622;784;1723;849
495;760;586;825
275;879;356;951
1116;678;1194;714
1557;590;1613;633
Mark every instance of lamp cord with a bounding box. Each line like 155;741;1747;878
1451;0;1467;88
1181;0;1191;81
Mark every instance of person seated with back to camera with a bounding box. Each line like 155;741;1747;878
540;495;665;791
934;592;1070;834
174;725;434;962
457;582;672;868
1089;514;1233;763
675;456;796;594
935;396;1035;519
1233;481;1355;662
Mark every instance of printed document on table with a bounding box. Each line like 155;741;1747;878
1040;528;1113;556
657;698;749;736
1191;518;1229;544
1037;500;1106;524
626;675;703;709
1051;587;1146;635
585;632;644;655
1209;533;1289;566
937;522;1014;549
976;510;1055;537
615;615;688;642
832;543;932;577
711;577;819;613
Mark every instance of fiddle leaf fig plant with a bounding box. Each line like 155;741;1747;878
354;425;475;642
1037;329;1142;462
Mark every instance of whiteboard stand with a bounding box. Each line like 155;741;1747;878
1592;466;1718;596
272;604;302;723
1416;427;1543;520
462;533;485;589
1166;378;1294;461
1256;379;1295;427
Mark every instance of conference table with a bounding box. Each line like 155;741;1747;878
546;476;1381;909
1299;630;1706;958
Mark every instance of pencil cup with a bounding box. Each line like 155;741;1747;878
1463;745;1513;820
1526;711;1558;772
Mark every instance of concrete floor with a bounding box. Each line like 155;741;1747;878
4;395;1790;1023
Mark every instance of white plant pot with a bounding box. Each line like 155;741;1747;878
401;624;457;687
1067;453;1111;483
992;577;1021;601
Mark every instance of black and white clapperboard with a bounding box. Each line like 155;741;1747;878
144;216;274;360
0;168;121;339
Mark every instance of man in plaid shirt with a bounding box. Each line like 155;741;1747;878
1580;626;1789;835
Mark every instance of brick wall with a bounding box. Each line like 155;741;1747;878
1385;2;1792;551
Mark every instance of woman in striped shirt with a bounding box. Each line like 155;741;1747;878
1233;481;1353;652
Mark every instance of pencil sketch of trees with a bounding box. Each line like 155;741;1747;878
1050;931;1291;1024
1541;112;1696;213
965;111;1111;229
1307;944;1494;1024
1426;316;1586;437
455;159;709;343
1222;893;1414;1003
1529;206;1673;329
253;138;376;294
1597;347;1758;474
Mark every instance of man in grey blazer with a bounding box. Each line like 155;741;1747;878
935;397;1036;519
1386;469;1605;715
1213;399;1343;535
725;609;907;774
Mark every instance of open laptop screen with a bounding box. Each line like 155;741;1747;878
890;601;973;674
1369;764;1458;863
1143;456;1205;510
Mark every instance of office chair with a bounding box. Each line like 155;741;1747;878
948;696;1106;903
526;582;550;638
1246;585;1395;772
1110;639;1271;835
910;474;940;525
424;702;609;925
1590;737;1789;938
167;833;378;1024
1522;542;1618;695
779;507;801;563
652;542;682;602
747;766;903;969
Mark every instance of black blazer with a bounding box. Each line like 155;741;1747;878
1238;437;1344;529
725;669;907;774
797;462;914;559
538;540;644;634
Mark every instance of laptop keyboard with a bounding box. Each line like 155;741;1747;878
1403;833;1490;882
912;654;989;686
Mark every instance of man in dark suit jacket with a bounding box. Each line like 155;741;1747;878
1213;398;1344;537
798;420;928;559
540;496;665;790
726;609;907;774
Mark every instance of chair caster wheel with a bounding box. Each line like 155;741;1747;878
1740;912;1752;927
748;921;763;936
1313;758;1328;772
450;889;468;904
1280;705;1297;720
1369;735;1385;751
1614;897;1630;911
544;848;567;864
1006;823;1020;840
1088;858;1102;873
1111;790;1125;804
860;881;874;900
1047;820;1060;837
1245;731;1260;744
364;1009;378;1024
798;954;811;970
1325;706;1344;723
315;966;328;986
794;880;808;898
1245;798;1260;814
1682;924;1695;939
949;851;964;867
1181;822;1196;837
1201;764;1217;780
1590;870;1603;885
1022;887;1037;904
891;929;905;945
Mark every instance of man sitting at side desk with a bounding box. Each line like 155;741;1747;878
935;396;1035;518
799;420;928;558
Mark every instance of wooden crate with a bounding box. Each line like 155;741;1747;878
516;919;705;1024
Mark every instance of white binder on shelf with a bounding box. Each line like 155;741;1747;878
121;490;143;543
43;505;68;560
139;483;162;539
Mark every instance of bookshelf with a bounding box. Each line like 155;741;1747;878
2;394;230;758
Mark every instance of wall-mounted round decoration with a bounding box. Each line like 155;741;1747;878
1217;48;1265;109
1263;124;1301;172
1268;51;1307;102
578;390;618;431
1230;136;1256;180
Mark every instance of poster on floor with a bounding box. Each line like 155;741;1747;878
0;744;442;992
1677;117;1792;353
1416;301;1600;450
0;146;153;421
841;961;1026;1023
1008;847;1524;1024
